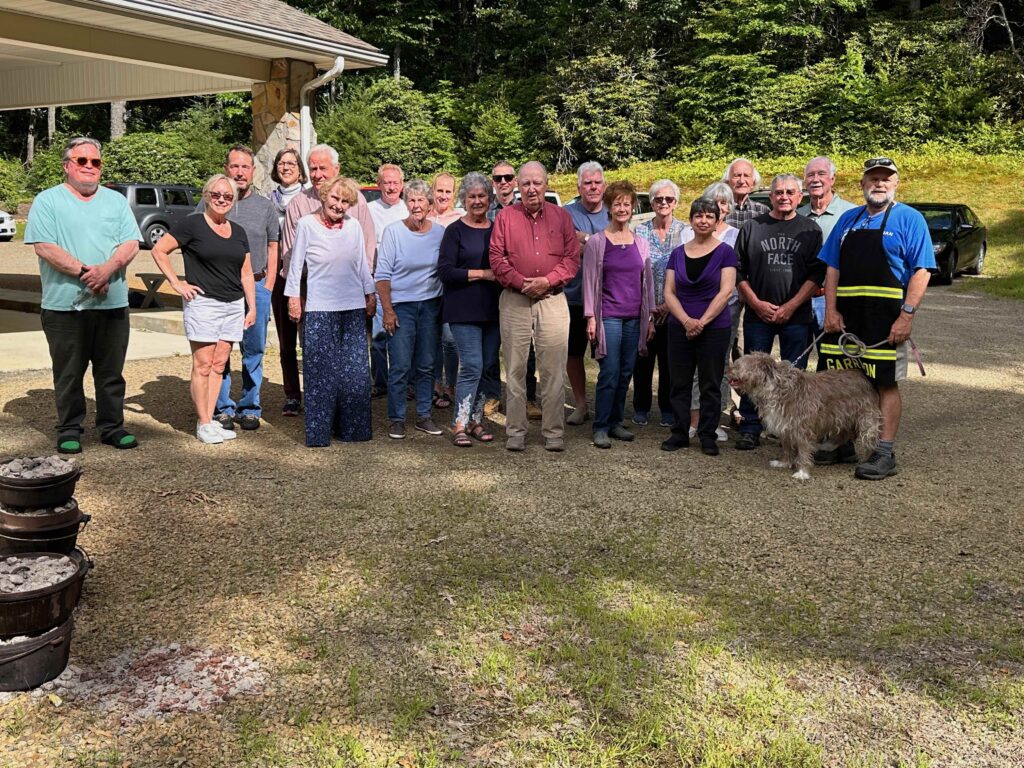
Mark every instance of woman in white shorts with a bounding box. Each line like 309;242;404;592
151;174;256;443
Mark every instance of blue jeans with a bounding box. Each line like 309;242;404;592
216;277;271;417
449;322;501;426
386;298;441;421
370;301;388;390
593;317;640;433
738;314;810;436
433;323;459;389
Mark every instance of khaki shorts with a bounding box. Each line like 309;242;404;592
183;295;244;343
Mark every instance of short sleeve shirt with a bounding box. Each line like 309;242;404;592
172;213;250;302
564;200;610;305
25;184;142;310
817;203;936;285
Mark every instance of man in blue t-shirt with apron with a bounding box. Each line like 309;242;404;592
816;157;935;480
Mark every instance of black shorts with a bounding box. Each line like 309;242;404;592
568;303;590;357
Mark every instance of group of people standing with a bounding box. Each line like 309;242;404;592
26;137;935;481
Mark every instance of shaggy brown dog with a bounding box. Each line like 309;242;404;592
727;352;880;480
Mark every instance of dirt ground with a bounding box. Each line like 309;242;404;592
0;282;1022;767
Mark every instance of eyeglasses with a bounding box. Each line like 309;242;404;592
70;157;102;169
652;196;675;205
208;192;234;202
492;174;515;183
277;161;298;168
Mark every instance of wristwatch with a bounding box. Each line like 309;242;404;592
900;303;917;315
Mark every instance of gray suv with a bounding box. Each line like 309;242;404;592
106;183;201;249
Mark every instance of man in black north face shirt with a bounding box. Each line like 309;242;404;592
733;172;824;450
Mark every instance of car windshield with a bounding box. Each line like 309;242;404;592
916;209;953;230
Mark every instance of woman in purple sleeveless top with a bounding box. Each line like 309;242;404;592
661;198;737;456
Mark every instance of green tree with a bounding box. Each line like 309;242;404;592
465;101;529;172
103;133;204;186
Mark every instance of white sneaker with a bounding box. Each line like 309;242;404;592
196;422;224;444
688;426;697;439
716;427;728;442
213;422;237;440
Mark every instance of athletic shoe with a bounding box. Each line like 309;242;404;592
854;451;897;480
716;427;729;442
237;415;260;431
544;437;564;452
282;399;300;417
813;441;857;465
215;413;235;431
415;418;443;436
659;413;675;427
388;421;406;439
483;398;501;417
688;426;697;439
506;435;526;452
527;400;543;420
701;441;720;456
735;433;760;450
566;406;588;425
592;431;611;449
196;422;224;444
608;425;635;442
213;422;237;440
631;411;649;426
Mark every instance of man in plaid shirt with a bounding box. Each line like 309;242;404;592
723;158;770;227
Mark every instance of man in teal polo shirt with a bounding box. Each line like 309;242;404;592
24;137;142;454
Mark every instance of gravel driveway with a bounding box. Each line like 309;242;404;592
0;282;1021;766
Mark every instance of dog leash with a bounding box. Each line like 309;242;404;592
795;330;926;376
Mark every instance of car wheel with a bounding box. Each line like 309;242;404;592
934;250;956;285
144;222;167;249
966;243;985;275
0;236;12;243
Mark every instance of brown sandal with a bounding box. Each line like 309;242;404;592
453;428;472;447
468;423;494;443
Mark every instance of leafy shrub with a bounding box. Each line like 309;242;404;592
26;139;67;193
465;101;529;172
101;133;204;186
316;97;380;181
0;156;27;208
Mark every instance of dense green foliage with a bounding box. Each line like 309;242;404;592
0;157;25;209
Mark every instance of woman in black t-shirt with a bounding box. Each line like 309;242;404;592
151;174;255;445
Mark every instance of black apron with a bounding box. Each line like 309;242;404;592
816;204;902;385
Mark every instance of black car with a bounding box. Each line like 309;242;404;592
106;183;202;249
907;203;986;284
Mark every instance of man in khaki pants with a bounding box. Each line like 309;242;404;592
490;161;580;452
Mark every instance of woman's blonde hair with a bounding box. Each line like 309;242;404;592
318;175;360;206
202;174;238;207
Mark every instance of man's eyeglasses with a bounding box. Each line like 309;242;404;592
70;157;102;169
652;196;675;205
208;192;234;202
492;174;515;183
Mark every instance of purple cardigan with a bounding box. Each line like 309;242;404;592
582;232;655;360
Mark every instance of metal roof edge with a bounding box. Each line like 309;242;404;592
68;0;388;67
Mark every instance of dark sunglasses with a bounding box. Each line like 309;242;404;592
70;157;102;168
492;174;515;183
864;157;896;169
208;191;234;202
652;196;676;205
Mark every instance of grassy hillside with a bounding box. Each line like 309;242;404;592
551;154;1024;300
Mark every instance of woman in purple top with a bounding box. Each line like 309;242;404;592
661;198;737;456
582;181;655;449
437;172;501;447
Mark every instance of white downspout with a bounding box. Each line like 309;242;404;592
300;56;345;163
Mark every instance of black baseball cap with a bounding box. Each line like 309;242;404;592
863;157;898;175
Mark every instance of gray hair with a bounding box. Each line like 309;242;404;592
702;181;735;209
403;178;433;204
770;173;803;192
804;156;837;177
518;160;548;183
307;144;339;166
62;137;102;163
722;157;762;188
648;179;680;201
576;161;604;185
458;172;494;207
202;174;239;208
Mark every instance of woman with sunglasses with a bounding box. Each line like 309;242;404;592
151;174;256;444
631;179;686;429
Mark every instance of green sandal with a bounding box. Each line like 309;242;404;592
57;438;82;455
101;430;138;450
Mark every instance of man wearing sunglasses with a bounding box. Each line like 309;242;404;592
815;157;934;480
24;136;143;454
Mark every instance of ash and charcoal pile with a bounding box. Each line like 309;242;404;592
0;456;76;479
0;500;76;517
0;554;76;592
1;644;267;724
